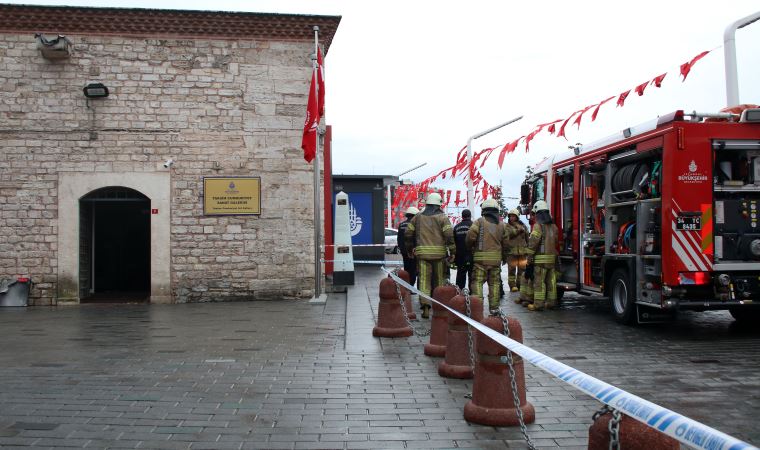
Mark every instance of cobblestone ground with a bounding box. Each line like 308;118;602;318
0;266;759;449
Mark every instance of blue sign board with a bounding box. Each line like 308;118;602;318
335;192;373;245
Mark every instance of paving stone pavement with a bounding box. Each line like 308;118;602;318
0;266;759;449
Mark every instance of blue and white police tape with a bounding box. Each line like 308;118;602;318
381;267;758;450
321;259;403;265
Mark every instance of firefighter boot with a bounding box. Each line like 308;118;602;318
421;304;431;319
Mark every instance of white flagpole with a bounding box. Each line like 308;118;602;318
311;25;324;302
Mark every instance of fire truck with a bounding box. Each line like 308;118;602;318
520;106;760;324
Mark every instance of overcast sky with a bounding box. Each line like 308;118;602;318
8;0;760;205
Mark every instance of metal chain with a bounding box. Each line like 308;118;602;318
592;405;622;450
498;308;535;450
608;408;622;450
394;281;431;337
463;288;476;371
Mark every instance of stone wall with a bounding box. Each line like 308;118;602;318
0;33;321;304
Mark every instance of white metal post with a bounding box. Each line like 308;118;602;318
724;11;760;107
387;184;392;228
466;116;523;211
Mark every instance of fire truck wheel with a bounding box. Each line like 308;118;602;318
610;269;635;325
728;307;760;323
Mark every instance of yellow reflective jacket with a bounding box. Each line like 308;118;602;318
526;223;559;266
405;210;455;260
505;221;529;256
465;217;514;267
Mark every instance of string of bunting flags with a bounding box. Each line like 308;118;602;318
390;47;717;219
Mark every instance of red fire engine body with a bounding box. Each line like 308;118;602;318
521;107;760;324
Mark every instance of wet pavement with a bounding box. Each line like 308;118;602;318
0;265;759;449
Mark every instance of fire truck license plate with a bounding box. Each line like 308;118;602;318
676;216;701;231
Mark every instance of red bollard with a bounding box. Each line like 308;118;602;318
464;316;535;426
373;276;413;338
438;294;483;378
424;284;458;357
588;413;679;450
397;270;416;321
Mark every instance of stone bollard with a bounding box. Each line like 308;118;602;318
396;270;416;321
588;411;679;450
464;315;535;426
424;283;458;357
372;276;413;338
438;294;483;378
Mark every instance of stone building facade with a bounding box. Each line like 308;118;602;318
0;5;340;305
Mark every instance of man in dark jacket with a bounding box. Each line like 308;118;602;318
397;206;419;286
453;209;473;291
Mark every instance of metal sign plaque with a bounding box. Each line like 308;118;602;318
203;177;261;215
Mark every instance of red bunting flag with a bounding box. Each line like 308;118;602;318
558;111;580;139
301;69;319;163
591;96;615;122
317;48;325;116
497;137;524;168
651;72;667;88
573;104;597;129
634;80;648;96
680;50;709;81
616;89;631;107
445;190;452;207
455;190;463;206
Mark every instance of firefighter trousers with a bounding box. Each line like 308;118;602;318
505;255;527;290
417;258;446;307
532;264;557;309
471;264;502;309
519;273;533;304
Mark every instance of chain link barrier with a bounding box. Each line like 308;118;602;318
498;307;535;450
463;288;477;371
592;404;622;450
392;270;431;337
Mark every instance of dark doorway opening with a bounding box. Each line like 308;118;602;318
79;187;150;303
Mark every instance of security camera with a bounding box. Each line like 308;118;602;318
163;158;175;168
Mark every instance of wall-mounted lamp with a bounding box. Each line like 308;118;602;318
35;34;71;60
83;83;109;99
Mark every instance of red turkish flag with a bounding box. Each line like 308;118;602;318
634;80;648;96
573;104;597;129
301;70;319;163
651;72;667;88
317;48;325;117
591;96;615;122
680;50;709;81
616;89;631;107
497;137;524;168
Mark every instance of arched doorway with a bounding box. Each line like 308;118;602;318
79;187;150;302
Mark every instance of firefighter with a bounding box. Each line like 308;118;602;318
397;206;419;287
519;209;535;306
405;193;455;319
466;198;515;315
505;208;529;293
524;200;559;311
453;209;473;290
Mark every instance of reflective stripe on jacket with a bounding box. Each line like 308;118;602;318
465;217;508;267
405;212;455;260
505;221;529;255
526;223;559;266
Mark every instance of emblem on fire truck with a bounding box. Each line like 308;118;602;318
678;160;708;184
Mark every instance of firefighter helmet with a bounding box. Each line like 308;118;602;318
508;208;521;217
425;193;443;206
405;206;420;215
480;198;499;210
532;200;549;213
